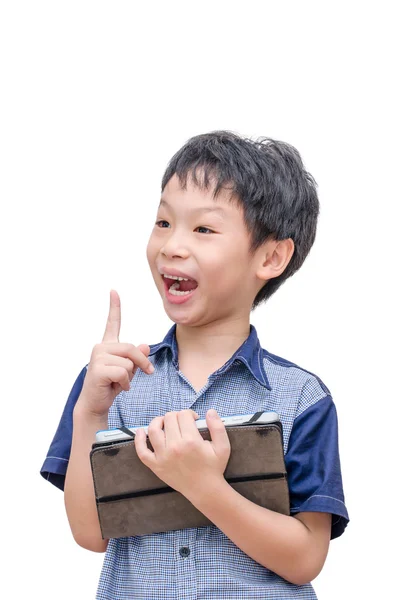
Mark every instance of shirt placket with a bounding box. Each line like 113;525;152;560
173;527;197;600
168;368;200;599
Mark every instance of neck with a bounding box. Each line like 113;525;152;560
175;317;251;364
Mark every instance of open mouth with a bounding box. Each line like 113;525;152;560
162;275;198;296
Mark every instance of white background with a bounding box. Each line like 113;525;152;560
1;1;396;598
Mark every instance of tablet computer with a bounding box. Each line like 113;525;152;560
95;410;279;443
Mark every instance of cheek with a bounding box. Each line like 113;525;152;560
203;260;238;290
204;247;249;287
205;241;243;271
146;235;157;264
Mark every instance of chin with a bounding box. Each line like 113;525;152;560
164;310;191;325
162;303;195;325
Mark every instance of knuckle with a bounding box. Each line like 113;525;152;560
148;416;161;430
183;437;196;451
91;343;101;357
169;442;182;457
126;360;134;379
94;345;107;362
89;363;102;378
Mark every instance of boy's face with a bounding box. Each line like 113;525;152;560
146;173;266;327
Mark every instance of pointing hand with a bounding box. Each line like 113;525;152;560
78;290;154;417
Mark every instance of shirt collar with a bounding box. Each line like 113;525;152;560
149;323;271;390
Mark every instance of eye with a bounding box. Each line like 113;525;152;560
155;221;214;234
195;226;214;234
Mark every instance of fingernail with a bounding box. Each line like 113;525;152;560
148;364;155;373
208;409;218;418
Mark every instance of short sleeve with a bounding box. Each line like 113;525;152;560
40;366;88;491
285;395;349;539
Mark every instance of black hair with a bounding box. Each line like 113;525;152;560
161;130;319;309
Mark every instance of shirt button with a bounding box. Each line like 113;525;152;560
179;546;190;558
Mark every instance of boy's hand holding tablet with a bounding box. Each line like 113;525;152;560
134;408;231;498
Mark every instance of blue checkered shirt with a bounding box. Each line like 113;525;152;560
41;324;349;599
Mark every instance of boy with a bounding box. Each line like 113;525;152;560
41;131;349;599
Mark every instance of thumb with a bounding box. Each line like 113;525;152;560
206;409;219;421
131;344;153;376
137;343;151;357
206;409;231;458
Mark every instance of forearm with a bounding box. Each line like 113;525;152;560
186;478;328;585
64;398;108;552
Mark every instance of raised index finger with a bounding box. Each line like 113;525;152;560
102;289;121;342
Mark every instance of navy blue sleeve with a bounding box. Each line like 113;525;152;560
40;366;88;491
285;395;349;539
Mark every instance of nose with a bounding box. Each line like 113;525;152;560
160;229;190;259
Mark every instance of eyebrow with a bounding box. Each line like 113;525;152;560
158;198;227;216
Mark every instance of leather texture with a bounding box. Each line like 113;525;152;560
90;423;289;538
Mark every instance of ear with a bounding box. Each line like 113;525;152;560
256;238;295;283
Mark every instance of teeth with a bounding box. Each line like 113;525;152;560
169;281;194;296
163;274;190;281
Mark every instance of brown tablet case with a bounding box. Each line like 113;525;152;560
90;415;289;539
